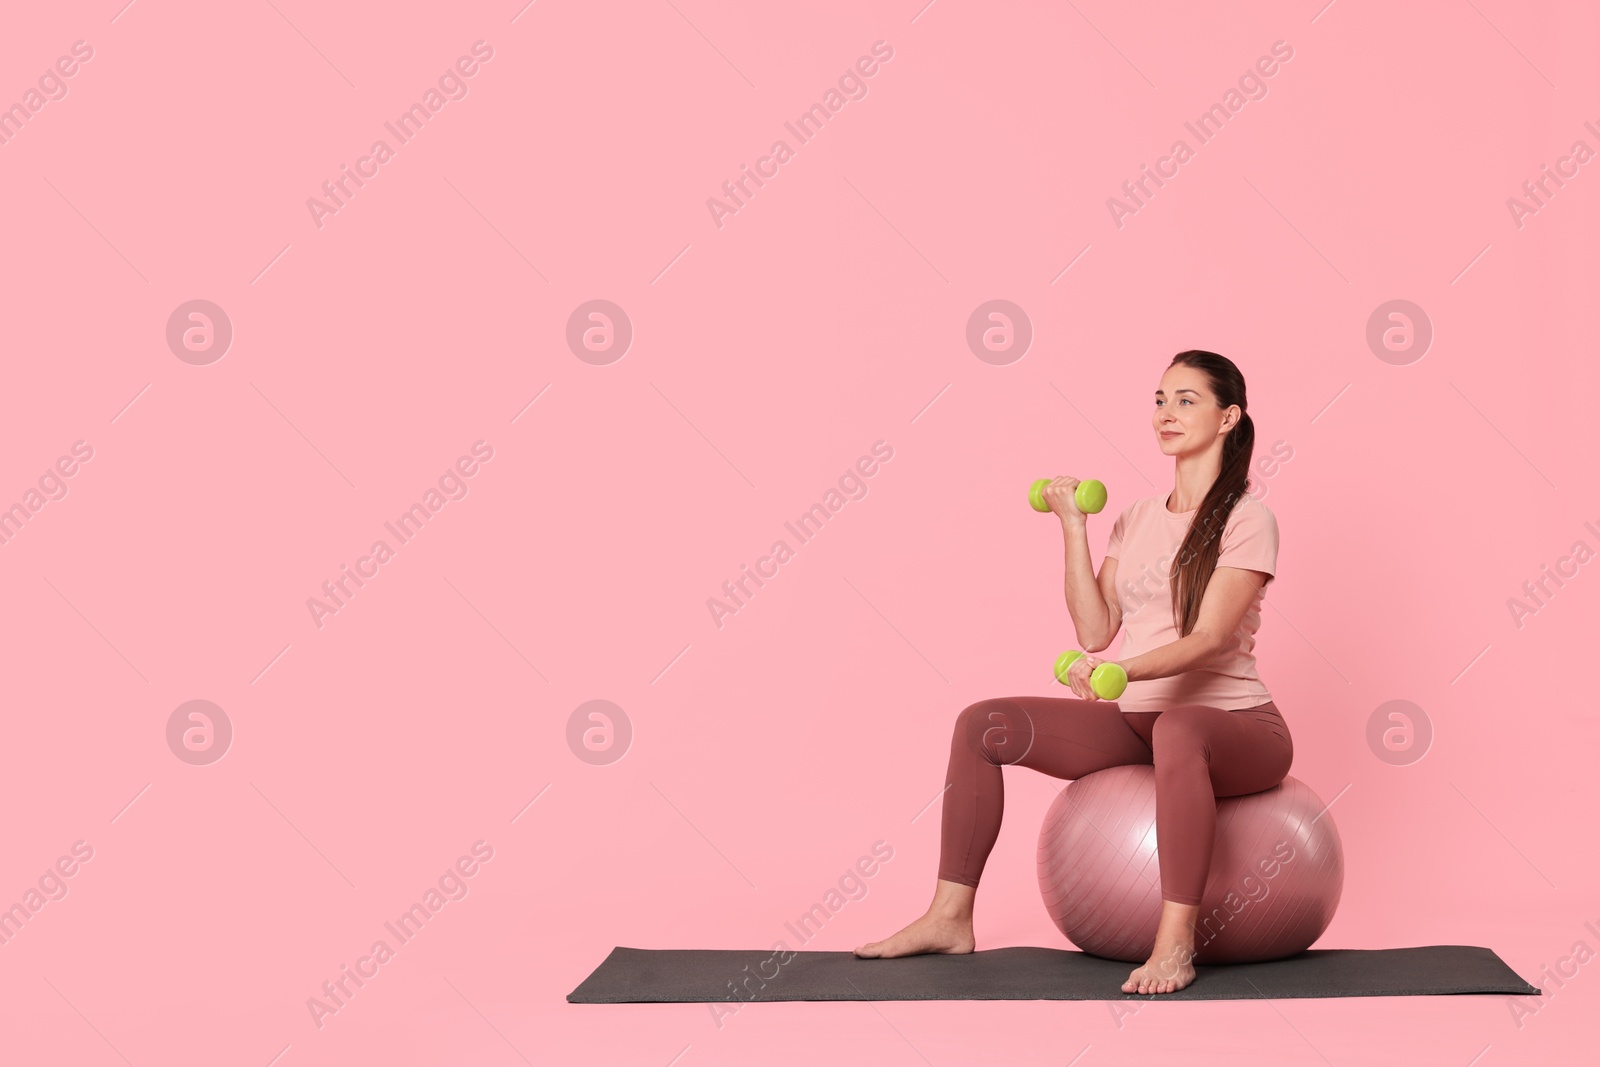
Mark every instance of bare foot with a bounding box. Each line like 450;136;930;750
1121;942;1197;994
1121;898;1200;994
854;911;975;958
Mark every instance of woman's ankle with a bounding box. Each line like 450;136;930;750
929;879;977;921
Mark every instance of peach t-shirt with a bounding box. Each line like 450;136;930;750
1102;491;1278;713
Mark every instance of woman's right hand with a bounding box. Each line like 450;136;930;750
1041;476;1089;525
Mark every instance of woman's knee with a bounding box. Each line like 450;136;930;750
1151;706;1212;755
954;698;1034;765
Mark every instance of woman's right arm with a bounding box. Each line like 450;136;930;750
1060;516;1122;653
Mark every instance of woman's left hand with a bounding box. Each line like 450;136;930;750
1067;653;1106;701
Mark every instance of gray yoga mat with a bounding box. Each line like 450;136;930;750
568;945;1539;1003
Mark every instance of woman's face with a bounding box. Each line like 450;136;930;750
1153;364;1234;456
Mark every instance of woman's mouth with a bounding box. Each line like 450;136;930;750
1160;432;1181;438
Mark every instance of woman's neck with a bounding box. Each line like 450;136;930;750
1170;456;1220;512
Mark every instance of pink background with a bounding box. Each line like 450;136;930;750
2;1;1596;1063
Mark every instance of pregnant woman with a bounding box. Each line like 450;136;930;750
854;350;1291;995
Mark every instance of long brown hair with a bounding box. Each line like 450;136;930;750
1167;350;1261;638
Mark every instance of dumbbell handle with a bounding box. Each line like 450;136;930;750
1053;649;1128;700
1029;478;1107;516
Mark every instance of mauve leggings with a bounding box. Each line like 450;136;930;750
938;697;1292;906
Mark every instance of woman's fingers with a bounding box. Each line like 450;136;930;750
1045;476;1082;517
1069;655;1099;700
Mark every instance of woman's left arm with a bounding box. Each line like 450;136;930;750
1119;567;1268;683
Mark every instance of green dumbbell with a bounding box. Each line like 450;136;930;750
1029;478;1107;516
1053;649;1128;700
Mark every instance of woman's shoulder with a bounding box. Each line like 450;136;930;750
1218;491;1279;572
1116;495;1161;523
1231;491;1277;523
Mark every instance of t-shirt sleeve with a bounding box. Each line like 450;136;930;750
1105;503;1133;560
1217;499;1278;576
